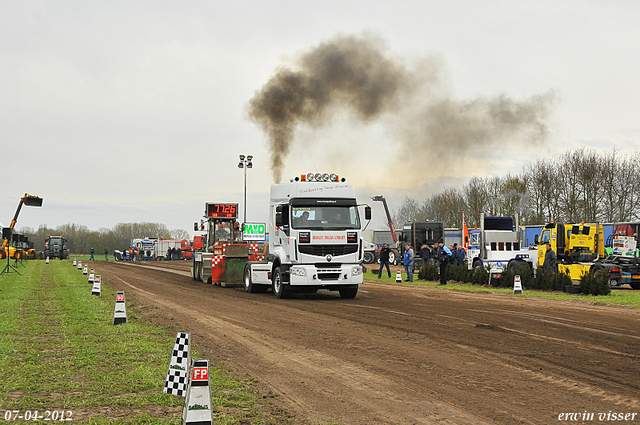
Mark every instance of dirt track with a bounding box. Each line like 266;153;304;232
96;260;640;424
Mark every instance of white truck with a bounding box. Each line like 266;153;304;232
467;214;536;279
243;173;371;299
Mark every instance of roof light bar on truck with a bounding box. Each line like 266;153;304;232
295;173;344;182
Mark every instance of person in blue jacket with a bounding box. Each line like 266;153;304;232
403;243;415;282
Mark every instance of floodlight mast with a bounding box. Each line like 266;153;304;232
1;193;43;251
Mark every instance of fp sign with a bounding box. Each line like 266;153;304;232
192;366;209;381
243;222;266;241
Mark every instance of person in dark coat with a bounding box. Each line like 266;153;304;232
437;242;452;285
420;244;431;265
543;243;558;273
378;244;392;278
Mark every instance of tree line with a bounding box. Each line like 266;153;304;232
17;222;190;255
393;147;640;228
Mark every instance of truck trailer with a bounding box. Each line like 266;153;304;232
244;173;371;299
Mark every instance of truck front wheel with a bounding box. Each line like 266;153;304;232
473;260;483;271
630;283;640;290
339;287;358;299
244;264;256;293
272;266;289;299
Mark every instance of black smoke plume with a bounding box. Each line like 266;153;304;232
248;33;555;183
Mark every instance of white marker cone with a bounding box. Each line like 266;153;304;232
77;261;82;270
513;275;523;295
82;266;88;275
88;269;95;284
73;258;77;266
113;291;127;325
182;359;213;425
91;275;101;296
45;257;49;264
395;269;402;283
164;332;191;397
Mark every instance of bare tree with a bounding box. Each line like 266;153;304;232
463;177;491;228
170;229;191;240
393;196;421;227
422;188;466;227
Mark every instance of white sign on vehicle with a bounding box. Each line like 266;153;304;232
243;223;266;241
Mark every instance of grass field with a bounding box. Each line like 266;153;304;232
0;260;285;424
363;269;640;308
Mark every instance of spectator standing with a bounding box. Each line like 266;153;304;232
437;243;452;285
104;248;108;261
378;244;392;278
543;243;558;272
420;244;431;266
403;243;415;282
90;247;95;261
457;245;466;267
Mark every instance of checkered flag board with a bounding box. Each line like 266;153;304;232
163;332;191;397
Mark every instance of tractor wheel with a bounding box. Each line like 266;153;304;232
364;252;375;264
389;249;399;266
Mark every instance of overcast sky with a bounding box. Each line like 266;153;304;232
2;0;639;235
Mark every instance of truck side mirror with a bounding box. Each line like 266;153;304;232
193;222;198;231
534;234;539;245
365;206;371;220
275;205;283;228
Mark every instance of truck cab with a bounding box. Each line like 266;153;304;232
468;214;535;277
245;173;370;299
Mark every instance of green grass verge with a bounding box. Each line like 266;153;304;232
363;269;640;308
0;261;287;424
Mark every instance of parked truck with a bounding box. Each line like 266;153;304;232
132;238;157;259
153;239;190;260
243;173;371;299
467;214;536;279
537;222;640;289
398;221;445;265
182;235;206;260
44;235;69;260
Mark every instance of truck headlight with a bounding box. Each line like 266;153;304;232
291;267;306;277
352;266;363;276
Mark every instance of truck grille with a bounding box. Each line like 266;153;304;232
298;245;358;256
317;272;341;281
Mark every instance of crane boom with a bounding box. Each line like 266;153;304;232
371;195;397;244
1;193;43;250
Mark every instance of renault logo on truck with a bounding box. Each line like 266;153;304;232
326;254;333;262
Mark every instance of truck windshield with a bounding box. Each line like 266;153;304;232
292;206;360;230
540;230;551;244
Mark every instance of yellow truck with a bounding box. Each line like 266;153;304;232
537;222;640;289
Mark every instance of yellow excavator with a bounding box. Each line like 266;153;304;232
0;193;43;260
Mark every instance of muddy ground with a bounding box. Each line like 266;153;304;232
95;260;640;424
